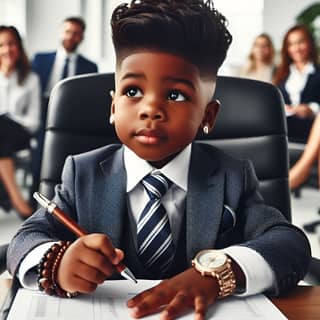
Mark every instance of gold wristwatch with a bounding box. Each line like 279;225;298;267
192;249;236;299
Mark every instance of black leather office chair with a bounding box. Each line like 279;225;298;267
40;73;291;220
39;73;318;283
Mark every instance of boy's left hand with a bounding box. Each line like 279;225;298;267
127;267;219;320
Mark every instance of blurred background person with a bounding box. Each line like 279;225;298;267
274;25;320;143
30;16;98;205
289;113;320;190
0;25;40;218
240;33;276;83
32;16;98;97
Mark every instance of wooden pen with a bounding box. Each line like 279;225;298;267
33;191;137;283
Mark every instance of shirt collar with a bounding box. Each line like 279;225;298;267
289;62;315;76
56;46;77;61
0;70;17;84
124;144;191;192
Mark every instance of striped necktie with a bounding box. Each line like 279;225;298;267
137;172;175;274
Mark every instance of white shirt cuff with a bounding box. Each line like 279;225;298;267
223;245;275;296
18;242;56;290
309;102;319;114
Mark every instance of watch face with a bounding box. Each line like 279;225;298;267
196;250;227;269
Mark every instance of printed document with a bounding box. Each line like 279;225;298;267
7;279;287;319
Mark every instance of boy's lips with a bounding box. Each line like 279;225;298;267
135;128;167;145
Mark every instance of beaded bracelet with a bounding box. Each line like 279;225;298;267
37;241;77;298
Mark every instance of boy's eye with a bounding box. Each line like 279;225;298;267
126;87;143;98
167;90;187;101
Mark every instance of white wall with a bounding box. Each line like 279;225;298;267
23;0;320;72
263;0;318;51
25;0;81;57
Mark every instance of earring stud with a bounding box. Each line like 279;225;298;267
109;114;115;124
203;125;209;135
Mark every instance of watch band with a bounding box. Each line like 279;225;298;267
212;258;236;299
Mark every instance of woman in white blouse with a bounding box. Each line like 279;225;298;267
0;25;41;218
274;25;320;143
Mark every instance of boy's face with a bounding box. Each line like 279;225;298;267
112;51;219;168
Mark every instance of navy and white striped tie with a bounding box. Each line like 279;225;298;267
137;173;175;274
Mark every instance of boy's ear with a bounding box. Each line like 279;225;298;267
109;90;115;125
201;99;220;133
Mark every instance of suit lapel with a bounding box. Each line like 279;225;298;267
186;143;225;262
98;147;127;248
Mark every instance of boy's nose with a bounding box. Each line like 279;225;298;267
138;104;165;121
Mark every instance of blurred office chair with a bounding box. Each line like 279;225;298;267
39;73;318;283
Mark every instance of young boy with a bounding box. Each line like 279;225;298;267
8;1;311;319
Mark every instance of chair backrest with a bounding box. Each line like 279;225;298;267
40;73;291;221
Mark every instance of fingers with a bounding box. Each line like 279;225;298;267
73;261;107;285
67;274;98;294
194;295;207;320
129;289;209;320
78;246;116;276
160;291;191;320
83;234;124;265
128;283;172;318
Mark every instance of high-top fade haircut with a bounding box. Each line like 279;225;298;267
111;0;232;79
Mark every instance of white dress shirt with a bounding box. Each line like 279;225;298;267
285;62;319;113
0;70;41;133
45;47;77;97
19;144;275;295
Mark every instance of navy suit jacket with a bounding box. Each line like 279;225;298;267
278;65;320;105
32;51;98;93
7;143;311;295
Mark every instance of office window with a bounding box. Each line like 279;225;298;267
0;0;26;36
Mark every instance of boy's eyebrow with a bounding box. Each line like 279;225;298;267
120;72;196;90
120;72;146;81
164;76;196;91
120;73;196;91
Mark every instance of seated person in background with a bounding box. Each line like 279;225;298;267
0;25;41;218
240;33;275;83
274;25;320;143
7;1;311;319
30;16;99;207
289;113;320;190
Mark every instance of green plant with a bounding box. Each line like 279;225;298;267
296;3;320;54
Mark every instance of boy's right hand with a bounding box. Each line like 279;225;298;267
57;233;124;293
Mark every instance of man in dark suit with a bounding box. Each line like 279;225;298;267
32;16;98;95
30;16;98;205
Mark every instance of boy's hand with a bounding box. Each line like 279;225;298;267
127;268;219;320
57;233;124;293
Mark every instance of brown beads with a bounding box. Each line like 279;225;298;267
37;241;77;298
